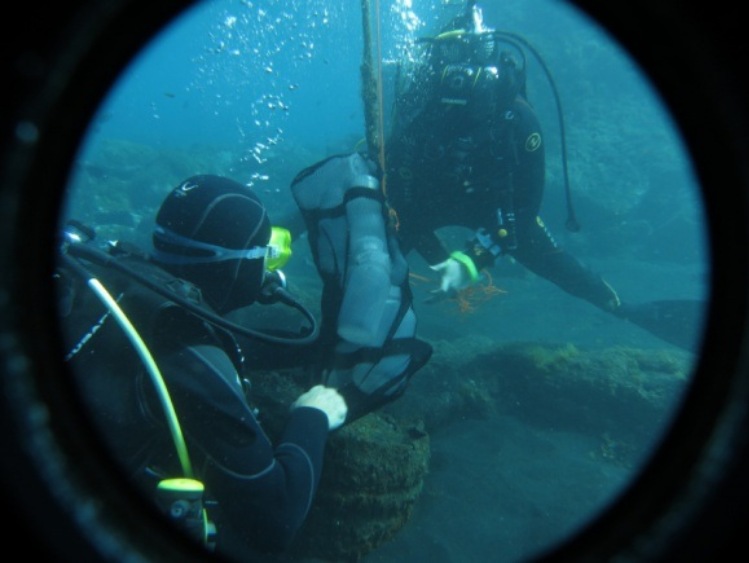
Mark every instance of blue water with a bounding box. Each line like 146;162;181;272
64;0;709;561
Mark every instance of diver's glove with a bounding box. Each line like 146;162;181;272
429;251;480;296
292;385;348;431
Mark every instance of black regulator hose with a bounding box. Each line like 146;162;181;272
64;242;320;346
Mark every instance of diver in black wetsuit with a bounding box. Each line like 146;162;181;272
57;175;347;559
293;2;700;352
385;3;621;314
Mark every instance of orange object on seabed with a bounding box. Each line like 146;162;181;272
452;270;507;314
410;270;507;314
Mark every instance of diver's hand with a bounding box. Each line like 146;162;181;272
429;250;482;300
430;257;469;294
292;385;348;431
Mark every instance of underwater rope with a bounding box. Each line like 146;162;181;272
374;0;388;196
360;0;388;189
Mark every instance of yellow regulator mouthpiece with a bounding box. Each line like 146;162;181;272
267;226;292;271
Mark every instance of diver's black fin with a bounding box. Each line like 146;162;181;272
619;299;706;352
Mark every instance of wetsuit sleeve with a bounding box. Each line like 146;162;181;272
157;341;329;553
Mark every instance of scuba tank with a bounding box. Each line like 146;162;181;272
291;153;409;348
290;152;431;421
338;173;396;346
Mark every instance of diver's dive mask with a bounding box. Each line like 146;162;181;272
432;29;498;67
152;225;292;272
429;31;520;119
438;63;500;109
267;226;292;271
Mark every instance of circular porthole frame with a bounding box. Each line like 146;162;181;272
2;0;748;561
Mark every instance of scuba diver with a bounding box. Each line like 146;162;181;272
386;2;618;308
57;175;347;558
286;1;700;353
380;1;701;351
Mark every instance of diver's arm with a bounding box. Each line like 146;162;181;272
159;342;332;553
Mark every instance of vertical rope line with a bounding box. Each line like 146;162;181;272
373;0;388;197
360;0;377;155
360;0;388;195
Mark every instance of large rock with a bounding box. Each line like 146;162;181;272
249;338;692;560
385;337;692;466
251;370;430;562
293;414;429;562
